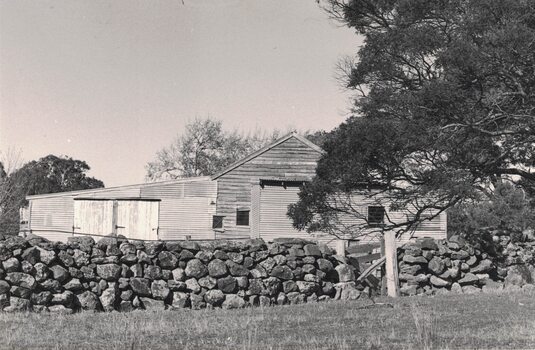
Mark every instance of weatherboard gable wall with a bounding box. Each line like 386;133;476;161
213;134;322;239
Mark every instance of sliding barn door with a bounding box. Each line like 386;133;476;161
116;200;159;240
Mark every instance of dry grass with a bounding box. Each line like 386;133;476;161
1;290;535;350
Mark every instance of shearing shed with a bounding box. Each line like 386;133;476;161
23;132;447;245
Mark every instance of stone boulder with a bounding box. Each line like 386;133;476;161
335;264;355;282
185;259;208;279
96;264;122;281
222;294;246;309
6;272;37;290
270;266;293;280
204;289;225;306
151;280;170;300
77;291;100;311
207;259;228;278
130;278;152;297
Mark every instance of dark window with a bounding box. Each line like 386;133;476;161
368;206;385;227
212;215;224;229
236;210;250;226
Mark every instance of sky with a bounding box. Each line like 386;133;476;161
0;0;362;187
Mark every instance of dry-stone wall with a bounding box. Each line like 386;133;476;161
399;235;535;296
0;234;367;313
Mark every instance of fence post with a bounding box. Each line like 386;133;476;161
335;239;347;256
384;230;400;297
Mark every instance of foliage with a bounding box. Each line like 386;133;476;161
290;0;535;237
146;117;324;180
0;155;104;235
448;181;535;240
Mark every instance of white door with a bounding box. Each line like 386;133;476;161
73;200;114;236
116;200;159;240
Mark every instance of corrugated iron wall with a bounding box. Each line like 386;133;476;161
141;179;217;240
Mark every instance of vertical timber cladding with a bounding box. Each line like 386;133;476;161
74;198;160;240
115;199;160;241
73;199;114;236
214;135;322;239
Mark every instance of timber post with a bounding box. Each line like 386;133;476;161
384;229;400;297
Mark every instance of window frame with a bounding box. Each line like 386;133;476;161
235;209;250;226
367;206;385;227
212;215;225;229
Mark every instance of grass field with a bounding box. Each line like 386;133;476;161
1;290;534;350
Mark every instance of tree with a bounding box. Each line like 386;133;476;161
0;155;104;235
146;117;321;181
289;1;535;238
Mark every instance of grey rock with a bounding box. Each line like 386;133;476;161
151;280;170;300
296;281;319;295
158;251;178;269
222;294;246;309
64;278;83;291
144;265;163;280
10;286;31;299
140;297;166;311
429;275;450;287
73;250;90;267
403;255;428;264
76;291;100;311
0;280;9;294
130;278;152;297
263;277;282;296
190;293;205;310
270;265;293;280
5;297;30;312
58;251;75;267
32;263;49;282
428;257;446;275
96;264;122;281
171;267;185;281
204;289;225;306
195;250;213;263
2;257;20;272
100;285;117;312
226;260;249;277
49;305;74;315
236;276;248;289
458;273;479;286
185;278;201;293
302;264;316;274
39;279;62;292
316;258;334;272
250;266;268;278
259;257;277;273
51;291;74;306
185;259;208;279
335;264;355;282
22;247;40;265
217;275;237;293
6;272;37;290
471;259;493;274
198;276;217;289
287;292;306;305
171;291;190;308
227;252;244;264
208;259;228;278
303;244;322;257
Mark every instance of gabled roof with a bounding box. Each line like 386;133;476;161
211;131;324;180
26;176;212;200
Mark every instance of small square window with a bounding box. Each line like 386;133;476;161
368;206;385;227
236;210;250;226
212;215;224;229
